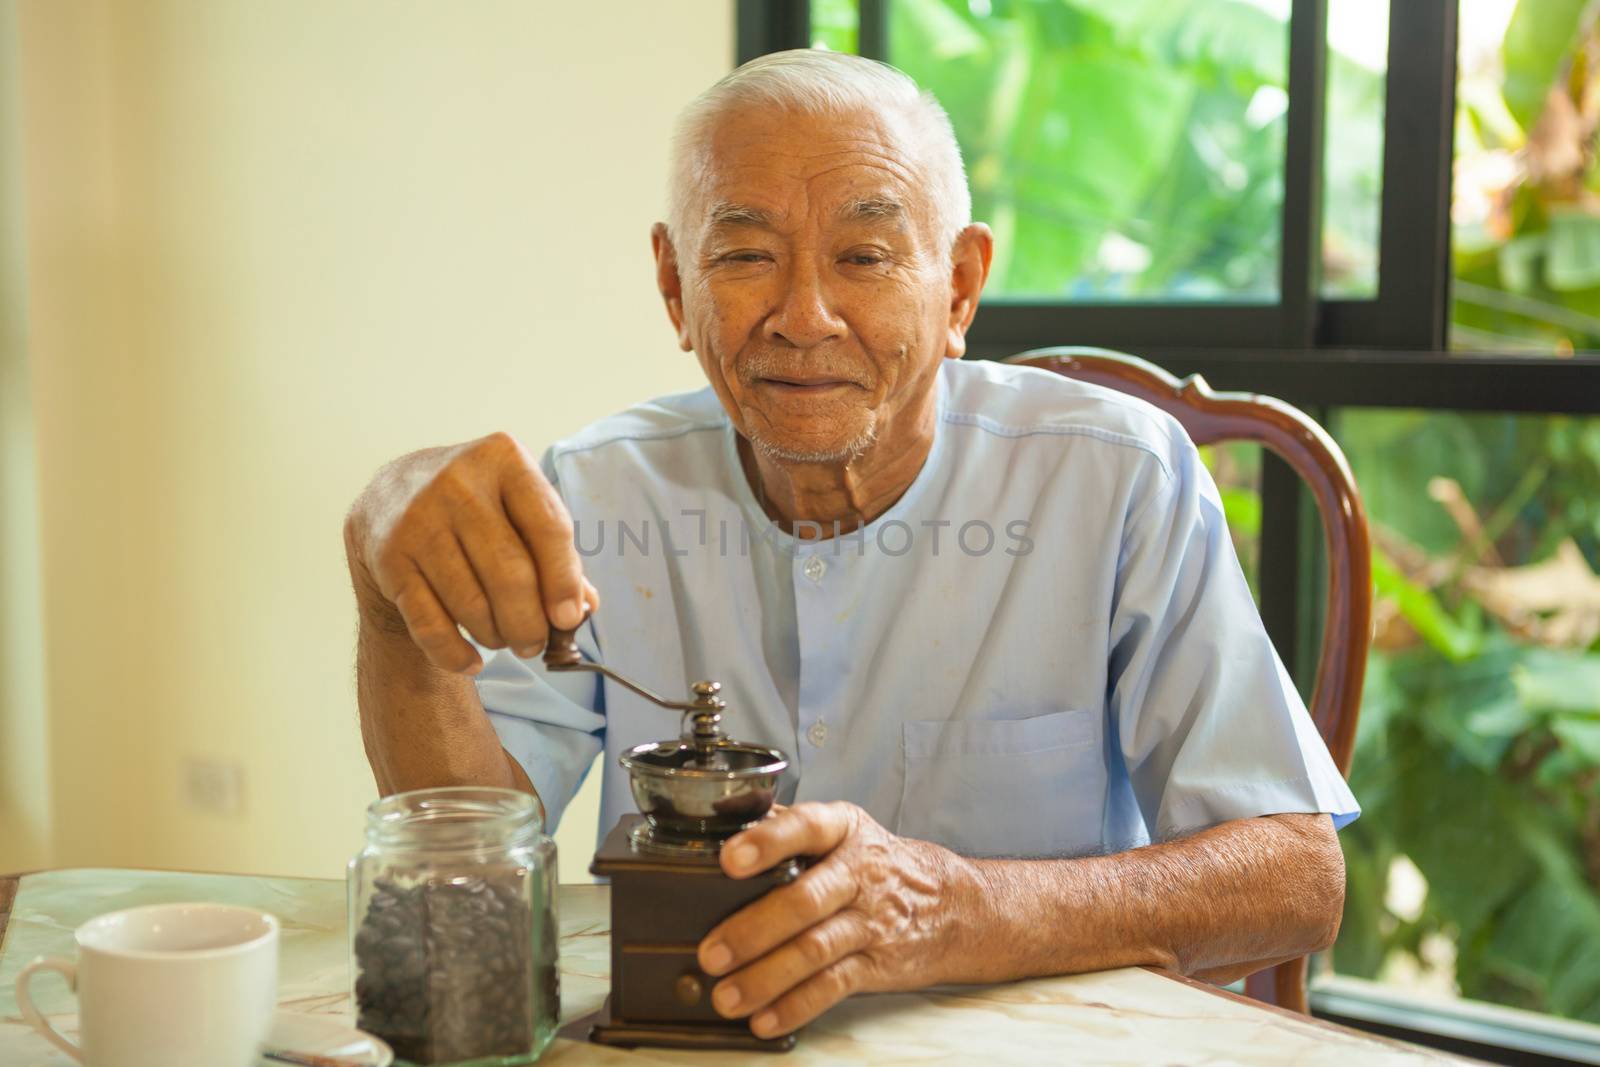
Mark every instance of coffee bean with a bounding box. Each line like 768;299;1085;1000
353;867;556;1064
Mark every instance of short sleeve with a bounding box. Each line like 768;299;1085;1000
474;640;604;832
469;445;605;832
1108;430;1360;839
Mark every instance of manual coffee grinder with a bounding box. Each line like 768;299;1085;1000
544;627;800;1052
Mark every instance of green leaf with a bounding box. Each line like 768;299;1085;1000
1419;676;1525;771
1535;742;1598;790
890;0;987;61
1465;692;1539;740
1544;209;1600;291
1340;410;1493;556
1488;879;1584;995
1353;651;1402;758
1394;748;1535;943
1581;422;1600;469
1502;0;1589;131
1078;0;1288;84
1371;551;1483;662
1551;717;1600;762
1503;805;1600;1015
1424;691;1534;772
1513;651;1600;713
1498;232;1548;294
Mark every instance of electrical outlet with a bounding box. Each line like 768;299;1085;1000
182;757;244;816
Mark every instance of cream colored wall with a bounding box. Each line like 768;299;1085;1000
0;0;52;873
8;1;729;882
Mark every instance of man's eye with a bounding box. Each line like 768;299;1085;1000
722;251;770;264
845;252;886;267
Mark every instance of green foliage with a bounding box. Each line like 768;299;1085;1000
890;0;1286;298
1503;0;1590;129
1454;2;1600;351
1339;628;1600;1018
1369;554;1483;664
1337;406;1600;1021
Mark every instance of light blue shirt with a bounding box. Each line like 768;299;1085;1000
474;359;1358;858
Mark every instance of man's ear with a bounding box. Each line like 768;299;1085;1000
944;222;995;360
651;222;694;352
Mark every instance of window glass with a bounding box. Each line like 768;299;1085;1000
1453;0;1600;352
883;0;1289;301
1200;442;1264;599
1323;0;1388;298
812;0;860;53
1330;409;1600;1023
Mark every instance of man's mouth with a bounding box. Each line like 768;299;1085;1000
757;375;859;393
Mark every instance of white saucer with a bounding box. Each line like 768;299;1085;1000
260;1010;394;1066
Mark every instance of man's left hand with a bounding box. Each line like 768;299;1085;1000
696;802;974;1039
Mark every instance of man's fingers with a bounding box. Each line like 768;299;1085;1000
415;533;504;649
455;514;548;657
709;911;870;1021
358;434;591;658
700;859;856;976
748;953;874;1038
501;467;586;630
392;573;482;674
721;802;856;879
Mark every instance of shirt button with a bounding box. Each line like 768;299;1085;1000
802;556;826;582
807;720;828;748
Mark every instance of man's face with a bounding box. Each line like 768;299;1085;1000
660;105;963;464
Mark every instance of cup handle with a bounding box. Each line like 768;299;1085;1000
16;956;85;1062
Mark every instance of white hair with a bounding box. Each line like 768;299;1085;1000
666;49;971;261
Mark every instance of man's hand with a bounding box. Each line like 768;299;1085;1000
344;431;598;673
696;802;977;1039
693;807;1346;1040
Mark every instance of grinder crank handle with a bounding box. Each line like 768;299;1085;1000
543;624;708;713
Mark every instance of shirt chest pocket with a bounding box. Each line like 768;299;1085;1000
895;708;1107;858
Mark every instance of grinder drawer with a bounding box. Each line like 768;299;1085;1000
613;945;723;1023
607;863;800;945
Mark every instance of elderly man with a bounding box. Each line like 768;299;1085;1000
345;50;1357;1039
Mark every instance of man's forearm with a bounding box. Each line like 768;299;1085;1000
354;601;534;798
944;813;1344;985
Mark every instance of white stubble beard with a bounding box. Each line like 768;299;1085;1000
746;416;878;465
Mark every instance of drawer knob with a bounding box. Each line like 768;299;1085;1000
675;973;705;1006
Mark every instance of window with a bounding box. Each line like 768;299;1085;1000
884;0;1290;302
741;0;1600;1054
1453;0;1600;355
1336;409;1600;1022
1322;0;1387;298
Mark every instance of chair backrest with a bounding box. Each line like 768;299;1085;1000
1007;347;1372;1013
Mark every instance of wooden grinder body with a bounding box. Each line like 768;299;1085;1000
589;815;801;1052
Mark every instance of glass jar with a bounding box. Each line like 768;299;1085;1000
348;787;559;1065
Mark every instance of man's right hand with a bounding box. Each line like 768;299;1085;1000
343;431;597;674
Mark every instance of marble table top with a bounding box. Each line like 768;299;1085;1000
0;868;1468;1066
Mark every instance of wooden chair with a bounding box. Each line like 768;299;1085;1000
1007;347;1371;1015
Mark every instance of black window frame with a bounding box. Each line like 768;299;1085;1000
736;0;1600;1059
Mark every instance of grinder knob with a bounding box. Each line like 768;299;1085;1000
543;627;583;668
674;973;705;1006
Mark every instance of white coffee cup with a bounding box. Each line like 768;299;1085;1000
16;901;280;1067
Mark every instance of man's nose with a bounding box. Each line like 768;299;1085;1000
763;259;846;348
